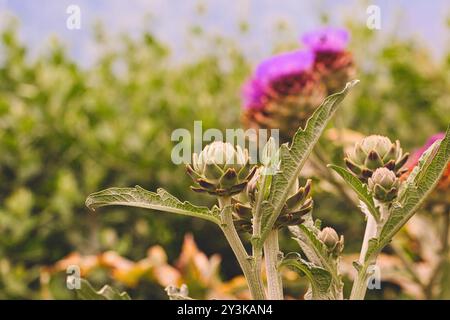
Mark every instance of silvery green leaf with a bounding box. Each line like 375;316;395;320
289;224;344;299
280;253;332;300
289;225;336;273
328;164;380;222
259;80;359;244
85;186;221;224
75;278;131;300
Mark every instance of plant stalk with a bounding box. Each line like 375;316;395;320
264;229;284;300
350;206;380;300
218;197;266;300
350;264;371;300
251;171;268;289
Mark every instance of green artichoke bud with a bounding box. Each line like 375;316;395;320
232;178;313;233
368;167;400;202
275;179;313;228
318;227;339;248
186;141;256;196
231;201;254;233
318;227;343;255
344;135;409;182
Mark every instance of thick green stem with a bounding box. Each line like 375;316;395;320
358;212;378;265
251;171;268;272
264;229;284;300
350;264;371;300
218;197;266;300
350;203;386;300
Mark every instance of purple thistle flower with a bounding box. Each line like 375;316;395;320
242;50;314;110
255;50;314;86
302;27;349;53
242;79;266;110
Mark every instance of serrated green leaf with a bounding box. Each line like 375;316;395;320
369;127;450;261
259;80;358;244
289;225;329;267
75;279;131;300
328;164;380;222
85;186;221;224
289;224;342;286
364;238;379;263
280;253;332;300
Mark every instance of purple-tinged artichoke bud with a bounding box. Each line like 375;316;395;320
275;179;313;229
233;178;313;233
345;135;409;182
318;227;340;249
231;200;254;233
368;167;401;202
187;141;256;196
245;166;261;203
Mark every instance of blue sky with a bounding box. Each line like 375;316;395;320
1;0;448;65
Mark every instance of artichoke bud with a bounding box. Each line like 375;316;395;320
286;179;311;209
245;167;262;203
275;180;313;228
231;198;254;233
368;167;400;202
187;141;257;196
232;202;253;220
318;227;340;250
232;179;314;233
345;135;409;182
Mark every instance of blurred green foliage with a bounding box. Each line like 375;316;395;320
0;16;448;299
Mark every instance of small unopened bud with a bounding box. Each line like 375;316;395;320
368;167;400;202
318;227;339;249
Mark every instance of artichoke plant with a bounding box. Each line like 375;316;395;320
186;141;257;196
84;78;450;301
368;167;401;202
344;135;409;182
